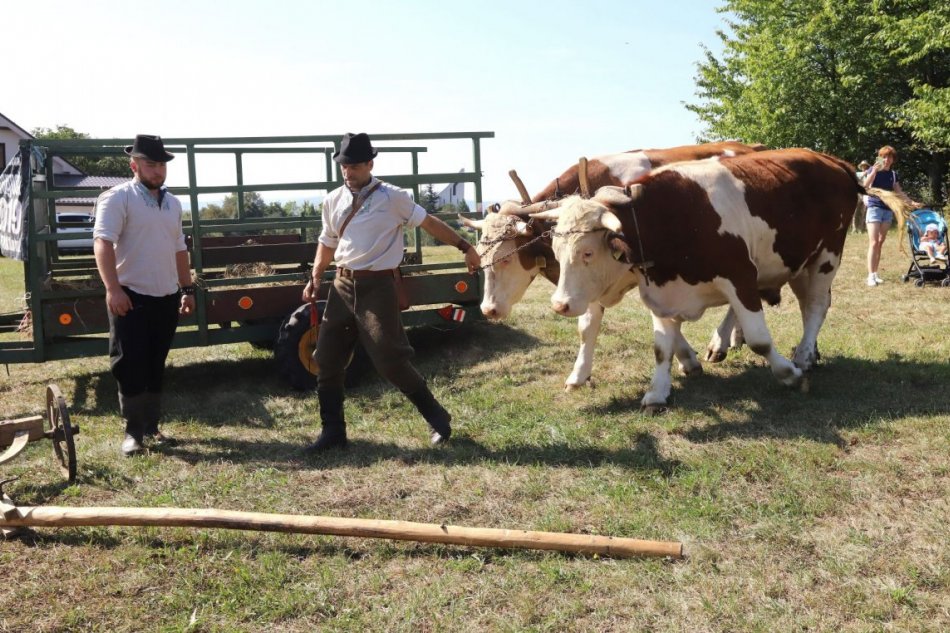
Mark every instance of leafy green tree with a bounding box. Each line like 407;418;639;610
299;200;321;217
221;192;268;218
688;0;949;204
200;202;228;220
31;125;130;177
420;184;441;213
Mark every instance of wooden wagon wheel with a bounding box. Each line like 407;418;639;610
46;384;77;483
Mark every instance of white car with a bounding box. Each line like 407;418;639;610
55;213;95;253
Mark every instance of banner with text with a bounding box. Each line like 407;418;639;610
0;154;28;261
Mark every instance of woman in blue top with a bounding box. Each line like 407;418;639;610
862;145;905;286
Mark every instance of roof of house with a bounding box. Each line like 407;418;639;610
53;174;129;188
1;110;89;175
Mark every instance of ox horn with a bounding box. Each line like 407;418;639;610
529;209;561;221
458;214;486;231
578;157;590;198
520;199;565;215
528;200;565;221
508;169;532;205
496;200;528;216
601;210;623;233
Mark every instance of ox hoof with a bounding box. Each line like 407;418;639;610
681;363;704;377
639;403;668;416
799;374;810;394
563;377;593;392
704;349;727;363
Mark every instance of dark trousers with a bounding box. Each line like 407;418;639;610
315;274;425;394
108;287;180;397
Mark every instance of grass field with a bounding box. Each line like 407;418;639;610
0;233;948;632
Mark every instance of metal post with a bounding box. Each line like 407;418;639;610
26;142;48;361
235;152;245;220
185;144;208;345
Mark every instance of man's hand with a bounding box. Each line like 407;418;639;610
179;294;195;316
464;245;481;274
302;279;319;302
105;287;133;316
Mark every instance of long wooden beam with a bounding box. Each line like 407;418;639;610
0;504;684;559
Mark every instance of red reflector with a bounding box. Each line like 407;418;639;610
437;306;466;322
59;313;72;326
238;296;254;310
454;281;469;293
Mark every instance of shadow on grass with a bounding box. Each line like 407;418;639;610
10;529;638;563
633;353;950;446
152;429;679;477
63;320;540;428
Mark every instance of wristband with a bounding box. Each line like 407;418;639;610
180;285;196;296
455;238;473;254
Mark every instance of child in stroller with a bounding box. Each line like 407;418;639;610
919;223;947;264
902;209;949;287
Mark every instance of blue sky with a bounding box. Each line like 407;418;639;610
6;0;729;203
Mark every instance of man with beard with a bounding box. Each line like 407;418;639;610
93;134;195;456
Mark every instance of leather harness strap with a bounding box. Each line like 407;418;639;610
337;181;382;241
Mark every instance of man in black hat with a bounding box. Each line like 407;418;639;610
93;134;195;456
301;132;480;452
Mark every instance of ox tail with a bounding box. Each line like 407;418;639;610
867;187;917;254
822;152;866;195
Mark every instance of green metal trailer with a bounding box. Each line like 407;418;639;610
0;132;492;388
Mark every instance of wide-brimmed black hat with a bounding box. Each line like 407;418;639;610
124;134;175;162
333;132;378;164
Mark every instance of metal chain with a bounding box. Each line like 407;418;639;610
474;229;552;272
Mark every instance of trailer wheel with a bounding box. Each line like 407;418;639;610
275;302;324;390
274;302;369;390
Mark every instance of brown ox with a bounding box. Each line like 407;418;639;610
535;149;858;409
464;141;766;389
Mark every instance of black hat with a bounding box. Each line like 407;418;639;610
333;132;378;164
124;134;175;162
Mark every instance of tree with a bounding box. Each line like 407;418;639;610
420;184;441;213
221;192;269;219
31;125;130;177
688;0;949;204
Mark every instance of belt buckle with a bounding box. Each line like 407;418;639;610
339;267;352;279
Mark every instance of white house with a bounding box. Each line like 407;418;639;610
0;110;127;215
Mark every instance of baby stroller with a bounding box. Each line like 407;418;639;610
900;208;950;287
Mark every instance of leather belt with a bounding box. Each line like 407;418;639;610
336;267;396;279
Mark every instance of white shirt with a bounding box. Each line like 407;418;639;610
319;177;427;270
93;180;187;297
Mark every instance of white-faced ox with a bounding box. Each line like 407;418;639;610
537;148;858;409
465;141;766;390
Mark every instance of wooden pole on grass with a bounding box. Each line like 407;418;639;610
0;503;684;559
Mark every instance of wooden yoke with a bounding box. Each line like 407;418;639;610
0;504;685;559
508;169;532;205
578;157;590;197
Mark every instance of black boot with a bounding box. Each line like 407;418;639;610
405;386;452;444
304;388;347;453
119;392;148;457
143;391;174;446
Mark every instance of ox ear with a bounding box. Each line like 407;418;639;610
608;234;633;264
600;210;623;233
